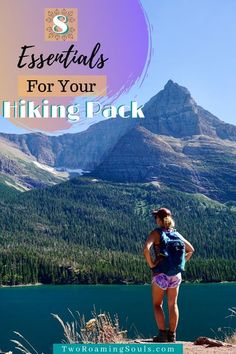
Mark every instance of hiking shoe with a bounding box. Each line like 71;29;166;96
167;329;176;342
153;329;168;342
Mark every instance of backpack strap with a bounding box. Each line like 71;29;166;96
154;227;165;244
154;226;163;234
152;227;162;257
154;227;170;257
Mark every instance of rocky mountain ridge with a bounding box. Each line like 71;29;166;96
1;80;236;169
89;125;236;201
141;80;236;140
0;80;235;200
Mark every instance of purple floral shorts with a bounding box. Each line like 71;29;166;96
152;272;182;290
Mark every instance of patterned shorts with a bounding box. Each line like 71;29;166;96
152;272;182;290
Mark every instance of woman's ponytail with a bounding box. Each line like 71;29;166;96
163;215;175;229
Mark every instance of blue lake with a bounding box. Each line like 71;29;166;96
0;283;235;353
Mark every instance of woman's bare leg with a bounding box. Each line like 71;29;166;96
166;286;180;332
152;282;166;330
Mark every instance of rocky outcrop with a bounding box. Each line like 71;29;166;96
0;157;21;175
131;338;235;354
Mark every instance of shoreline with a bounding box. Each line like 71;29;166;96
0;282;43;288
0;281;236;288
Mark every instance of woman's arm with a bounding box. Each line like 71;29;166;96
143;230;160;268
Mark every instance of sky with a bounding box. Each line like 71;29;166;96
136;0;236;125
0;0;236;134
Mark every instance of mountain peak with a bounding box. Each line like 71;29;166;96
164;79;175;88
143;80;197;123
144;80;194;109
163;79;192;97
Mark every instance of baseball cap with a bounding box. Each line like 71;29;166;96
152;207;172;219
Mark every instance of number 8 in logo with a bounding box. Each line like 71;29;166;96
53;15;69;34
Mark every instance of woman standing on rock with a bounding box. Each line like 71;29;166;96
143;208;195;343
